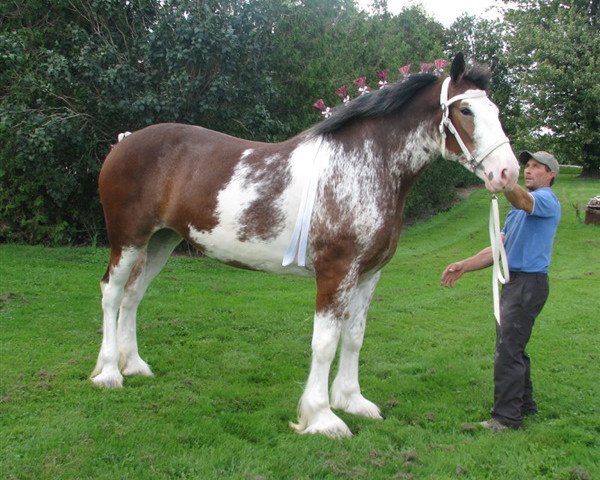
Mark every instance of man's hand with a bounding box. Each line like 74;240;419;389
441;261;465;287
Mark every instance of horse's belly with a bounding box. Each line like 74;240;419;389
188;223;311;276
186;143;323;277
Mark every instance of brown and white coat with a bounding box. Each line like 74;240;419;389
92;54;519;438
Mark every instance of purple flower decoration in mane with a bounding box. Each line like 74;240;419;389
336;85;351;104
377;69;389;89
399;64;412;77
434;59;450;74
420;63;434;73
313;99;333;118
353;76;371;95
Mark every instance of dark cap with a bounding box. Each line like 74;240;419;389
519;151;559;174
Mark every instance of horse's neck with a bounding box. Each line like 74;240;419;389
390;120;439;173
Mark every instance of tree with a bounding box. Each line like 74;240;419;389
268;1;446;136
445;14;518;137
0;0;285;244
501;0;600;176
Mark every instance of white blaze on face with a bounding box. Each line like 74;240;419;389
462;91;519;191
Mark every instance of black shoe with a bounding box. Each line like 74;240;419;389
479;418;509;431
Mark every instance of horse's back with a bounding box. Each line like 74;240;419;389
99;124;254;246
100;123;257;183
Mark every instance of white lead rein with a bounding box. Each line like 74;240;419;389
489;194;510;325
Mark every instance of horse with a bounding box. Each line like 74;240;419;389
92;53;519;438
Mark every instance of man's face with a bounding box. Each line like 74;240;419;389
524;159;556;191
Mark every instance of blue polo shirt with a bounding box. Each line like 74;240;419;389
502;187;561;274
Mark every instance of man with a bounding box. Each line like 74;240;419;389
441;151;561;431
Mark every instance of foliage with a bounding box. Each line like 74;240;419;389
444;15;519;137
501;0;600;176
0;0;455;245
404;158;479;221
268;2;446;136
1;173;598;479
0;0;284;244
1;0;597;245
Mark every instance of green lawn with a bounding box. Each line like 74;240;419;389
1;172;598;479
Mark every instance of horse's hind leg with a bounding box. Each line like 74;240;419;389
117;230;182;376
92;246;143;388
330;272;383;419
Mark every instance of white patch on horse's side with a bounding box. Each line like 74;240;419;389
311;140;385;251
241;148;254;160
188;138;331;275
394;123;438;176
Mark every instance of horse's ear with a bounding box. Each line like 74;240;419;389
450;53;465;82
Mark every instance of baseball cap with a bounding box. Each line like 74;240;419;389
519;151;559;174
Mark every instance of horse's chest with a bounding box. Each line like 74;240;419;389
313;158;394;251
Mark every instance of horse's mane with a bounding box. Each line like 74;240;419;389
310;64;491;136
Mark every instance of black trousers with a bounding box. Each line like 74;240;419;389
491;272;549;428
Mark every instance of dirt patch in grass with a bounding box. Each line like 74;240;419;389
0;292;21;307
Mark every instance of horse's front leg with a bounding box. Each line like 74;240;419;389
292;261;371;438
291;310;349;438
330;271;383;419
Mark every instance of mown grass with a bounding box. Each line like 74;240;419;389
1;172;598;480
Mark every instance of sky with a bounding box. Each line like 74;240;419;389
359;0;503;26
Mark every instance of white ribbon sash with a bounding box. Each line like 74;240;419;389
282;140;323;268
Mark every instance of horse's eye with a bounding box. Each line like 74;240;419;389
460;107;473;116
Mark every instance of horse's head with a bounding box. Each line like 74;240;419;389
440;53;519;193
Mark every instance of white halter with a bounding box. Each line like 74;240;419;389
439;77;510;325
438;77;510;173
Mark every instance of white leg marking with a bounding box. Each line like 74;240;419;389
118;232;181;377
291;312;351;438
117;256;153;378
330;272;383;419
92;247;141;388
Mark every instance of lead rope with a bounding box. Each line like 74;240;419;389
489;194;510;325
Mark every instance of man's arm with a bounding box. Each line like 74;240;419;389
504;184;533;213
441;246;495;287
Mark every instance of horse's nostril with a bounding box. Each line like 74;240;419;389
501;168;508;180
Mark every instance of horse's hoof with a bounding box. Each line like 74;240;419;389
290;411;353;438
121;357;154;377
91;370;123;388
332;394;383;420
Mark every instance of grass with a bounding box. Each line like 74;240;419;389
1;172;598;479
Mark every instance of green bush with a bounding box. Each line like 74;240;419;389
0;0;284;245
404;157;480;221
0;0;460;245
